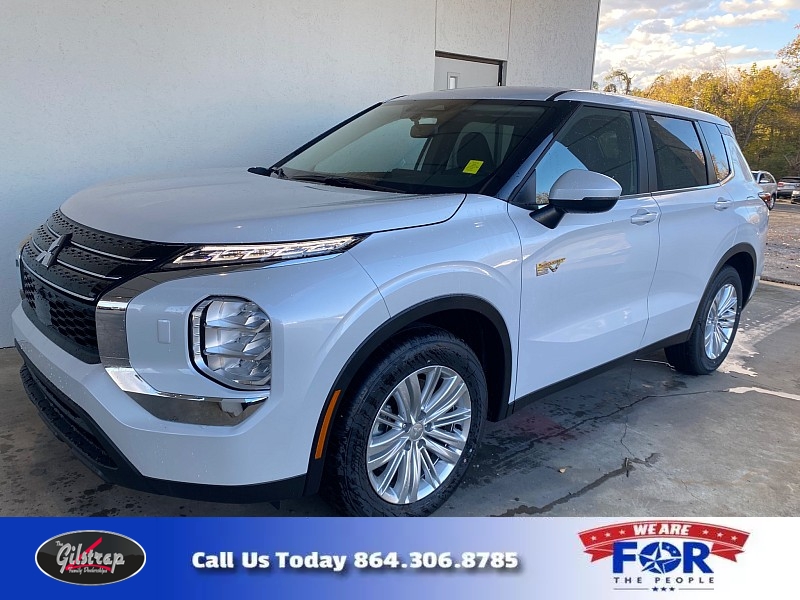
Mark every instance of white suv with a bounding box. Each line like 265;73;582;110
14;88;767;516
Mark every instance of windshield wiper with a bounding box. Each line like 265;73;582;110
289;174;399;192
247;166;288;179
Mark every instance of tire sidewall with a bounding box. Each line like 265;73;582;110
335;332;487;516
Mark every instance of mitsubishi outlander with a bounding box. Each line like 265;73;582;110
14;88;768;516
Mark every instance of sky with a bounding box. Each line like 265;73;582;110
594;0;800;88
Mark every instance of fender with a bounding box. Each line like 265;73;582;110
302;295;513;496
696;242;757;317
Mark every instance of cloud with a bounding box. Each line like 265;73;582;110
595;28;772;87
599;8;658;32
637;19;675;34
720;0;800;12
594;0;798;88
600;0;794;33
679;19;714;33
678;9;785;32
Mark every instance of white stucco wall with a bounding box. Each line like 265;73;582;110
507;0;601;87
0;0;599;347
435;0;601;88
436;0;512;61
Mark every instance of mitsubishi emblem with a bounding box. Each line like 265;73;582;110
36;233;71;268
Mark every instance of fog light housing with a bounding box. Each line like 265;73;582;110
191;297;271;390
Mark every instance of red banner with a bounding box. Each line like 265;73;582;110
578;520;749;562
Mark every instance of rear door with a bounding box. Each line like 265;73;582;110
640;116;741;346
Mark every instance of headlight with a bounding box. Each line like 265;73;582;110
171;235;364;267
191;297;271;390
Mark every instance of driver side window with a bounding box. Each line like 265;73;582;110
533;106;638;206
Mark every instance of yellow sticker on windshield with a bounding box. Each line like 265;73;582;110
462;160;484;174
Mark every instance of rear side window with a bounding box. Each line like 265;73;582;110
647;114;708;191
724;136;754;181
698;121;731;182
534;106;638;204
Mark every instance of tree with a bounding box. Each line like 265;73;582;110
635;65;800;177
778;24;800;78
604;68;633;95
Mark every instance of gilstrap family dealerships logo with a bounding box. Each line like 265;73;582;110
35;530;146;586
578;520;749;593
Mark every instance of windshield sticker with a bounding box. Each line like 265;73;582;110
462;160;484;174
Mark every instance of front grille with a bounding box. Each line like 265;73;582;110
22;269;97;351
20;210;185;362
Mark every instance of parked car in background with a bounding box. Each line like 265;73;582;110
752;170;777;210
792;190;800;204
777;175;800;198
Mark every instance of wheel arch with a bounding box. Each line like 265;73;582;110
687;243;756;333
303;295;513;496
720;243;757;307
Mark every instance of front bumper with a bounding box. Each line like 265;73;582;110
17;344;304;502
12;304;313;495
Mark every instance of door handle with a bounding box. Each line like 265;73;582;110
714;197;733;210
630;209;658;225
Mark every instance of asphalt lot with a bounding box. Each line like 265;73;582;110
763;199;800;286
1;203;799;517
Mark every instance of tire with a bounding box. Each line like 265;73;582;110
768;194;776;210
321;326;487;516
664;265;742;375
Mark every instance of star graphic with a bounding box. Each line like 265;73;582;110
652;587;659;592
661;587;667;592
639;542;682;574
619;529;626;535
731;535;738;541
591;535;597;541
669;588;675;592
605;532;612;538
702;529;709;535
717;532;724;538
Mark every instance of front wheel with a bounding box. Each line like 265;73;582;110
768;194;776;210
321;327;487;516
665;266;742;375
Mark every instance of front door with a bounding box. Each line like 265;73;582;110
509;105;660;398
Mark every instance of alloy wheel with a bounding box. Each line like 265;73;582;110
366;365;472;504
703;283;738;360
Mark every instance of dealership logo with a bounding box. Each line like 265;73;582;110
578;521;749;593
35;530;146;585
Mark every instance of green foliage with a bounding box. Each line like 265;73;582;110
631;66;800;178
603;27;800;177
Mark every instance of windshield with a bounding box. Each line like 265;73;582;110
278;99;565;195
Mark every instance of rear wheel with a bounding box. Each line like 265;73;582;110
665;266;742;375
321;327;487;516
768;193;776;210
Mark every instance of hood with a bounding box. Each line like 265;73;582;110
60;168;465;243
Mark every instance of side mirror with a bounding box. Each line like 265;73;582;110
532;169;622;229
